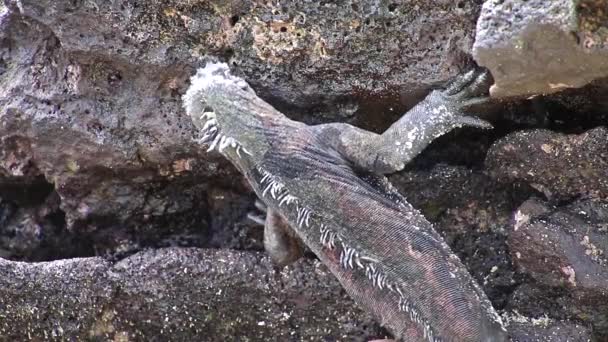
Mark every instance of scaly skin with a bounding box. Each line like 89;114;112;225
183;63;508;342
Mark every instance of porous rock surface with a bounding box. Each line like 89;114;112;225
0;0;483;258
504;317;593;342
0;0;607;340
484;127;608;339
0;248;382;341
486;127;608;200
0;0;481;339
508;197;607;337
474;0;608;98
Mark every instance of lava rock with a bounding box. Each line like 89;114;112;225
0;248;383;340
473;0;608;98
0;0;484;256
0;5;228;252
508;197;608;338
7;0;482;108
1;0;607;340
0;254;114;340
504;314;593;342
485;127;608;200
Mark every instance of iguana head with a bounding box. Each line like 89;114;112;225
182;63;284;159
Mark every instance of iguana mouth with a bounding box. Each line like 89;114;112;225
183;63;259;158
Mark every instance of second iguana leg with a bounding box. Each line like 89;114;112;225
334;69;494;174
248;200;305;267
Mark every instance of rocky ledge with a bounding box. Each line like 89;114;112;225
0;0;606;340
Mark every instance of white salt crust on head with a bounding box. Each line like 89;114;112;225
182;62;249;119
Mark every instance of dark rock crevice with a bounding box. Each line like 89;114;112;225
0;0;606;339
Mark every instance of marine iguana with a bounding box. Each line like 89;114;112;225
183;63;508;342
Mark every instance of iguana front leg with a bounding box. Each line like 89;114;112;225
336;70;493;174
256;70;493;267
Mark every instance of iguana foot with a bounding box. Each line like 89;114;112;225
426;68;494;130
445;69;491;97
246;199;268;226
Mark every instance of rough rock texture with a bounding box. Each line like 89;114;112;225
0;191;70;261
0;248;384;341
508;198;608;338
0;3;229;258
504;316;593;342
483;128;608;338
473;0;608;98
486;127;608;200
0;0;607;340
0;0;485;259
8;0;482;108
